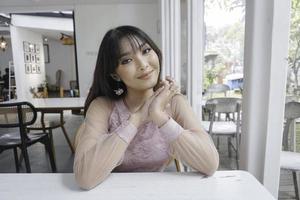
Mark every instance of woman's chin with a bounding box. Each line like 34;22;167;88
137;81;157;91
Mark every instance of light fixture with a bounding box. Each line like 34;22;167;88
0;36;8;51
60;33;74;45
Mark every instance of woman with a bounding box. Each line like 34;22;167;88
74;25;219;190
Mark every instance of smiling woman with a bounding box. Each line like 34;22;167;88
73;25;219;190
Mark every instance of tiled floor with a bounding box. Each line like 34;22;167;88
0;111;297;199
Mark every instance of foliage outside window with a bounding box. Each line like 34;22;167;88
203;0;245;90
287;0;300;95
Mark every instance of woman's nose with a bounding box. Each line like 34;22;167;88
137;57;148;71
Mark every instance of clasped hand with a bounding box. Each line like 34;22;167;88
130;77;180;127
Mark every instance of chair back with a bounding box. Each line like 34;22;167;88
206;97;242;114
55;69;62;88
69;80;78;90
285;95;298;103
205;97;242;141
283;101;300;150
0;102;37;141
206;84;230;98
285;101;300;120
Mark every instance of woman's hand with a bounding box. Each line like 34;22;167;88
148;77;180;127
129;85;165;127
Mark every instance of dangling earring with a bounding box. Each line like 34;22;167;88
111;74;124;96
114;80;124;96
114;88;124;96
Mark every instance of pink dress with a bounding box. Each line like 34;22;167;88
110;100;170;172
74;95;219;190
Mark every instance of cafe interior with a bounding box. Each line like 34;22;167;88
0;0;296;199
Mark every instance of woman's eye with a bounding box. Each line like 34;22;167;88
143;48;151;54
120;58;132;65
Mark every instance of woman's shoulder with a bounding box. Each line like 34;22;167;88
91;96;113;106
169;93;190;115
170;93;188;106
87;96;114;114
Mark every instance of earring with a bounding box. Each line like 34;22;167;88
110;74;124;95
114;88;124;96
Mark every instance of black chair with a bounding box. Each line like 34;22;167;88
0;101;56;173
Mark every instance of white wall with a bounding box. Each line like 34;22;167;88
0;38;13;75
10;26;46;100
45;38;76;90
74;3;160;96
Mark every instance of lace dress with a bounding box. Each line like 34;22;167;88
111;99;170;172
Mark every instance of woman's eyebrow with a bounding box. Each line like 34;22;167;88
139;42;147;49
119;51;131;58
119;42;148;58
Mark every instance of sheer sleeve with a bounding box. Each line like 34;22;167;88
73;97;137;190
160;94;219;175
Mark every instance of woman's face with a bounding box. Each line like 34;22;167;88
115;37;160;92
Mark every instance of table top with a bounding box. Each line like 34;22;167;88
1;97;85;111
0;171;275;200
30;97;85;110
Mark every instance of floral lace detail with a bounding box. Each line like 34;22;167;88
109;99;170;172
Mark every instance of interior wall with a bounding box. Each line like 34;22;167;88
10;26;46;100
45;38;76;90
0;38;13;76
74;3;160;97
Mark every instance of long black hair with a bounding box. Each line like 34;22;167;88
84;26;162;115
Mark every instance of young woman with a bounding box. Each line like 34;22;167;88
74;26;219;190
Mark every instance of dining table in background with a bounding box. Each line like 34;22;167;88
0;97;85;153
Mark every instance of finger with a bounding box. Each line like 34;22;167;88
169;84;180;93
155;80;164;89
156;80;170;93
153;86;164;97
165;76;175;84
159;82;172;96
164;85;180;103
156;85;173;101
146;86;165;106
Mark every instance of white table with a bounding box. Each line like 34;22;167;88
3;97;85;111
0;171;275;200
30;97;85;111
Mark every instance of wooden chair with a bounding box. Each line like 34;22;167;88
0;101;56;173
202;97;242;169
27;110;75;154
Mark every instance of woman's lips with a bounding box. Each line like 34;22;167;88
137;70;154;80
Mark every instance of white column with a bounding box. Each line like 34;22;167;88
160;0;169;78
186;0;204;117
160;0;181;83
240;0;291;197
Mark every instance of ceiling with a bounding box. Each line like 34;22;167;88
30;28;73;41
0;12;74;41
0;0;157;39
0;0;156;7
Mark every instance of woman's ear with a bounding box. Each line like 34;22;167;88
110;74;121;81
